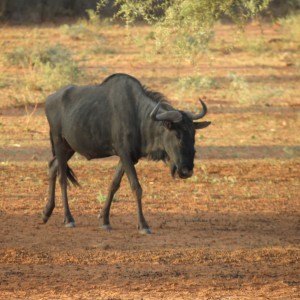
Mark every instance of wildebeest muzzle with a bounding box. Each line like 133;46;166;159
171;163;193;179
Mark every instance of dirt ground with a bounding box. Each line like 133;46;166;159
0;157;299;299
0;21;300;299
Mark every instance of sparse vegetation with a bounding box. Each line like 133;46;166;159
60;23;94;40
0;74;8;89
4;47;32;67
3;43;84;104
279;13;300;41
4;44;78;70
96;190;117;203
98;0;272;59
96;191;107;203
0;11;300;298
177;75;219;92
1;9;299;108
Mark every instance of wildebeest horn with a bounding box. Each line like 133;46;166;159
185;98;207;120
150;102;182;123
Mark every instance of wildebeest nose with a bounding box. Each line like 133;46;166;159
181;167;193;178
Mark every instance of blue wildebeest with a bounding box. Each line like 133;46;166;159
42;73;210;234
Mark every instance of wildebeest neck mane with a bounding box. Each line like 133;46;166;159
101;73;172;110
142;86;171;108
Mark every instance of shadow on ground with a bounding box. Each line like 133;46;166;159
1;144;299;162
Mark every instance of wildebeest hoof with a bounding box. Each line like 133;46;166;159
41;214;49;223
139;228;151;235
65;222;76;228
101;224;112;231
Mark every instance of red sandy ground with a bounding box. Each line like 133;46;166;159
1;141;299;299
0;22;300;299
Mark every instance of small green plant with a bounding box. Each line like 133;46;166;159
60;23;93;40
175;76;219;96
210;177;222;184
88;45;117;55
228;72;248;91
1;44;84;106
96;191;118;203
223;176;237;187
227;72;285;105
0;74;8;88
96;192;107;203
279;14;300;41
200;165;210;182
4;47;32;67
188;175;199;183
236;35;270;54
243;187;255;199
227;72;250;104
31;60;81;92
36;44;72;66
86;9;101;26
21;44;84;93
283;146;295;158
177;75;219;95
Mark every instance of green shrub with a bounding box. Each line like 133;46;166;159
5;44;75;68
4;47;32;67
7;44;83;93
60;23;94;40
178;75;219;91
32;60;82;92
31;44;82;92
228;72;248;91
279;14;300;41
0;74;8;89
36;44;72;66
226;72;284;105
98;0;272;59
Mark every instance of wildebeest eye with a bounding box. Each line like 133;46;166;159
163;121;173;130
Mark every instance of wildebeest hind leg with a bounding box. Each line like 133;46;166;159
43;136;75;227
42;157;58;223
99;160;124;230
57;147;76;227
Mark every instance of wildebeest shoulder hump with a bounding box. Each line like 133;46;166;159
61;85;76;104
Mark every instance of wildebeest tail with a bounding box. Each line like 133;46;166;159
66;165;80;187
49;131;80;187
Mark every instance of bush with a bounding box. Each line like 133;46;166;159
32;59;81;92
98;0;272;59
32;44;82;92
36;44;73;66
5;44;83;93
178;75;219;91
60;23;94;40
4;47;32;67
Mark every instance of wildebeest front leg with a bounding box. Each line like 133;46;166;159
42;157;58;223
99;160;124;230
120;154;151;234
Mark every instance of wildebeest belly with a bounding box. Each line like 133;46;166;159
63;128;115;160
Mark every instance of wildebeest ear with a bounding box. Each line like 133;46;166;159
194;121;211;130
163;121;174;130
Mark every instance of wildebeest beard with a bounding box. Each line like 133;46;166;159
170;162;177;178
146;150;176;178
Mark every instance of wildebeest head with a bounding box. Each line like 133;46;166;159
151;99;211;179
